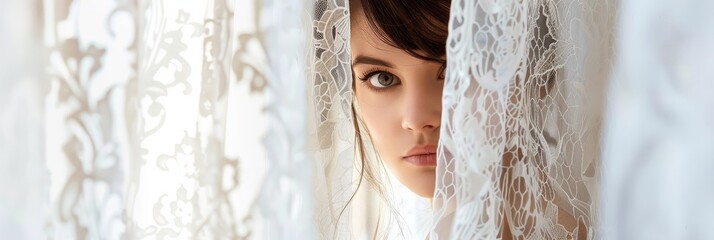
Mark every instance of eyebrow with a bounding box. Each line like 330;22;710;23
352;55;394;68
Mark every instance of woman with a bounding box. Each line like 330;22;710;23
346;0;596;239
350;0;448;199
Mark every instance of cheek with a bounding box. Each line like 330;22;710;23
355;91;403;159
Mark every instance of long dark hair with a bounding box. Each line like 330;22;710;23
340;0;452;238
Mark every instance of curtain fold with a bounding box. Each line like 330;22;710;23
601;0;714;239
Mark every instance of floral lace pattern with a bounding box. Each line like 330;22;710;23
431;0;615;239
43;0;312;238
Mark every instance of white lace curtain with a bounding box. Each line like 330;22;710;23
4;0;313;238
1;0;713;239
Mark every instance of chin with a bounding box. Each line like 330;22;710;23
403;170;436;198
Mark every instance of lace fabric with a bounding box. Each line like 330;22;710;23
40;0;313;238
307;0;354;238
432;0;615;238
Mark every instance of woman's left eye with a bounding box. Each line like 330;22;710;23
367;72;399;89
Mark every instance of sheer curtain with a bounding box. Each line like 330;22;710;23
4;0;314;239
1;0;713;239
430;0;615;238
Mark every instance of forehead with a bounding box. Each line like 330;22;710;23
350;11;429;67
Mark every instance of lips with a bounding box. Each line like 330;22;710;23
403;145;438;166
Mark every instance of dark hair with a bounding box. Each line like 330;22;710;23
356;0;450;66
338;0;452;238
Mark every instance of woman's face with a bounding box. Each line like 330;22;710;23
350;9;444;198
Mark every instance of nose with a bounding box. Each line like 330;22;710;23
401;86;441;134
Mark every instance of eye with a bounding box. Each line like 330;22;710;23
367;71;399;88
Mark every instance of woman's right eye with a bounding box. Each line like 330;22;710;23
366;72;399;89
